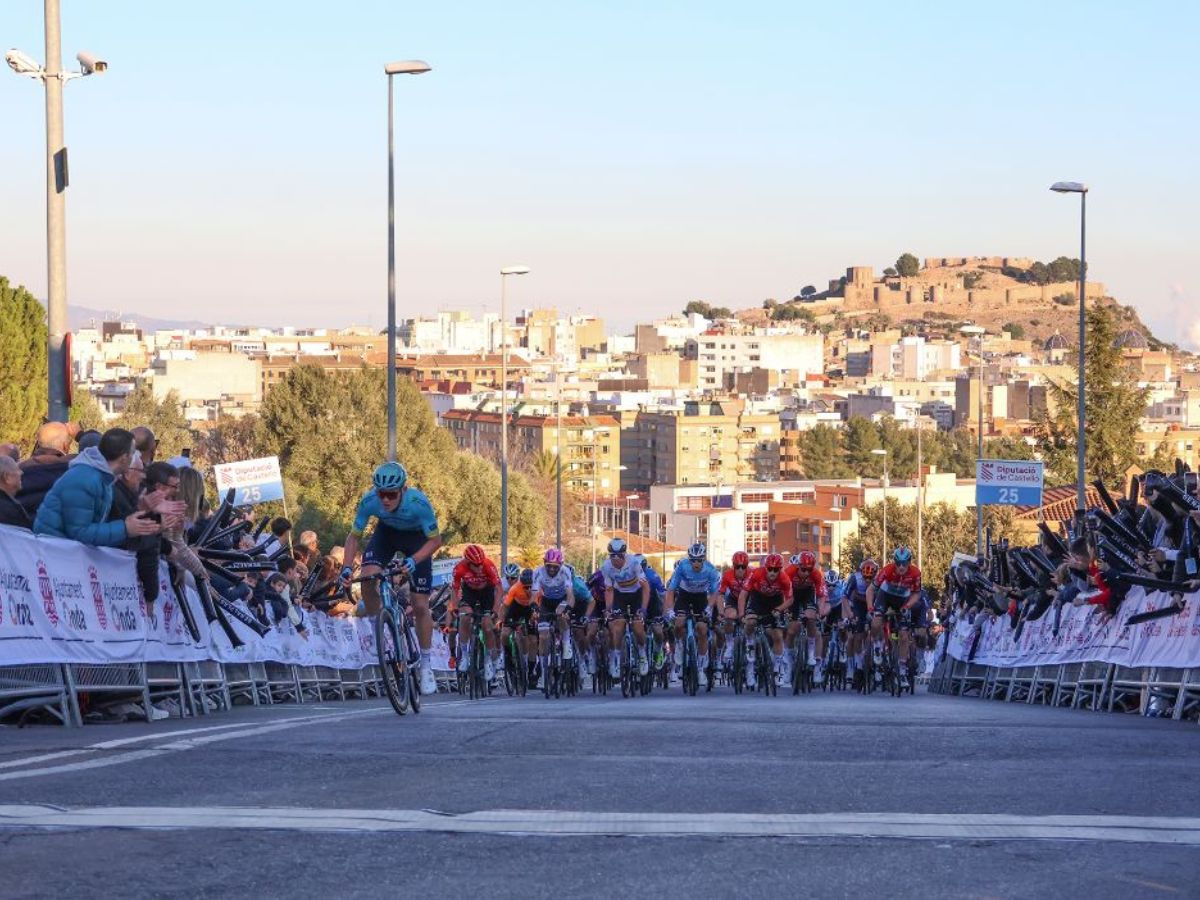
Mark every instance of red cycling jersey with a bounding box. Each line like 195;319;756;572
784;564;827;599
744;567;793;601
453;558;500;593
720;568;752;597
873;562;922;596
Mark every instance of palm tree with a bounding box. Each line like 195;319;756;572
529;449;560;481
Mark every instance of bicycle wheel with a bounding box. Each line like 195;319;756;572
682;633;696;696
472;630;488;699
732;634;746;695
375;607;410;716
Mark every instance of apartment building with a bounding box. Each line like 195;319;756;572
622;399;781;492
440;410;622;498
692;332;824;391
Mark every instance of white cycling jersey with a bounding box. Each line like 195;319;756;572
532;564;575;601
601;555;646;593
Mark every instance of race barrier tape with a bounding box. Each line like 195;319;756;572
945;588;1200;670
0;525;452;671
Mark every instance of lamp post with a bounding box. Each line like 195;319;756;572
7;5;108;424
961;325;986;555
915;416;925;571
625;494;640;538
384;58;431;461
871;448;888;562
1050;181;1089;528
662;521;673;572
498;265;530;570
554;362;563;547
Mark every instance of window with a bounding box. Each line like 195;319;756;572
781;491;806;501
740;492;772;504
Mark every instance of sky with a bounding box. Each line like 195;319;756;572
1;1;1197;342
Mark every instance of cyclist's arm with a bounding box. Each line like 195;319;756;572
492;582;503;617
737;588;749;619
342;531;362;572
604;585;614;613
640;578;650;609
664;588;675;612
865;582;877;607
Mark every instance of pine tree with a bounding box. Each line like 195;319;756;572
1034;304;1150;489
0;276;48;451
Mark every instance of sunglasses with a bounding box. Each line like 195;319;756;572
377;489;401;501
734;565;747;570
767;567;782;573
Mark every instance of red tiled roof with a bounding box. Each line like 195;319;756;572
1014;485;1109;523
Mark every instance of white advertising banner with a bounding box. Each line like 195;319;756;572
946;587;1200;670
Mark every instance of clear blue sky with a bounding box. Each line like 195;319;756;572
2;1;1196;343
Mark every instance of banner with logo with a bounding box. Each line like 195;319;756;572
946;587;1200;670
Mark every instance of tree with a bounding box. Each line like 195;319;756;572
193;414;262;471
843;416;884;476
797;425;851;479
895;253;920;278
1145;441;1178;474
800;285;817;298
68;392;106;432
882;267;897;277
771;304;814;323
1034;304;1150;489
1003;322;1025;340
762;298;777;310
0;276;48;452
984;436;1036;461
113;385;193;458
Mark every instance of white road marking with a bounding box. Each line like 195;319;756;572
1;807;1198;846
0;706;392;783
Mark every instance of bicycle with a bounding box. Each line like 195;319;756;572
739;621;777;697
678;609;702;696
591;619;612;695
455;608;491;700
501;623;529;697
822;620;848;692
348;560;421;716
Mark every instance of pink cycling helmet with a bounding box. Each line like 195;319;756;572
544;547;564;565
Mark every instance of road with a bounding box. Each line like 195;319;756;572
1;685;1197;899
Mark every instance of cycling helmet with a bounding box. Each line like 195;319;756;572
765;553;784;570
519;568;534;586
789;554;800;566
687;542;707;561
607;537;627;555
861;558;879;577
640;558;650;570
544;547;564;566
731;551;750;568
825;569;842;589
503;562;521;581
893;545;913;565
464;544;486;566
798;551;817;569
372;461;408;491
587;570;605;592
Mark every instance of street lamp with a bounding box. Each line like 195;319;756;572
871;448;888;562
1050;181;1089;528
961;325;986;554
384;58;431;461
499;265;529;570
8;1;108;423
625;494;641;538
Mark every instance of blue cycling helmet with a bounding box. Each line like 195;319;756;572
503;562;521;582
893;545;913;565
373;461;408;491
687;542;707;561
825;568;842;589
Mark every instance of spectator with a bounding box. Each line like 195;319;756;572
176;467;207;532
17;421;76;517
0;456;32;528
298;529;319;555
76;430;102;452
131;426;157;465
259;516;292;556
34;428;160;547
0;443;19;462
109;451;146;520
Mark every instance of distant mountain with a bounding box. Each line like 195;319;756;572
67;305;248;333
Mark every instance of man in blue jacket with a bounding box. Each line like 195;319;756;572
34;428;160;547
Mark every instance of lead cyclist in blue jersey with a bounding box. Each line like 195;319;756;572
664;542;721;688
339;462;443;695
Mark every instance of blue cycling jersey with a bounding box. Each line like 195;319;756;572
827;582;846;604
571;575;593;604
667;559;721;594
351;487;439;537
847;572;871;600
642;564;666;596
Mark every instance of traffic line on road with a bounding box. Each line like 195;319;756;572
0;706;393;783
1;806;1199;846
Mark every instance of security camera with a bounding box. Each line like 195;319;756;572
6;48;43;76
76;51;107;74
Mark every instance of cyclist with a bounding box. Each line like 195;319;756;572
820;568;847;683
499;568;538;684
601;538;650;678
865;545;923;690
451;544;503;683
784;551;826;685
530;547;576;688
568;571;597;681
501;561;522;593
716;551;753;671
339;461;442;695
640;558;669;673
737;553;792;688
844;558;878;689
584;569;608;679
664;542;721;688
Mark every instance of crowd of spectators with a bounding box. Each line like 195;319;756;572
0;422;350;646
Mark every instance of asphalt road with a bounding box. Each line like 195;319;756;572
1;684;1197;899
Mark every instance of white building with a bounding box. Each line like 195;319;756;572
871;336;960;380
693;332;824;391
